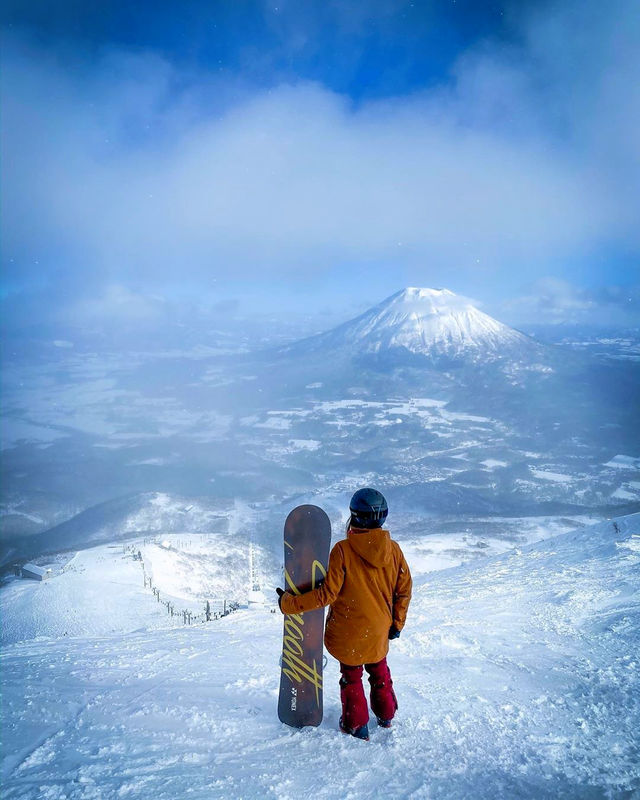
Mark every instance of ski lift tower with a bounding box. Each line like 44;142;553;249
248;542;266;606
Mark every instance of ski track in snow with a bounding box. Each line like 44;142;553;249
2;516;640;799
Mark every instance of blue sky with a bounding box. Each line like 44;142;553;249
1;0;639;328
0;1;518;98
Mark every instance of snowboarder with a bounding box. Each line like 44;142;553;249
277;488;412;740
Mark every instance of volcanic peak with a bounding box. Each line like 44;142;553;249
337;287;529;356
286;286;543;365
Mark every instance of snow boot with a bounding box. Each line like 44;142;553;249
339;717;370;741
376;717;393;728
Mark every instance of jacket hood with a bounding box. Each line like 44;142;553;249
347;527;392;568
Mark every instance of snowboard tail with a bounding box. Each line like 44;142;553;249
278;504;331;728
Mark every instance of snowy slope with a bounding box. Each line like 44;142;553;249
0;533;254;646
286;288;543;362
1;514;639;799
0;547;169;645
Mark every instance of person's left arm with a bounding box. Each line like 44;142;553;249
278;543;345;615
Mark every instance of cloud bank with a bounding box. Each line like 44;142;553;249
1;0;638;320
498;279;640;328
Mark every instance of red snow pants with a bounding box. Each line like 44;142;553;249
339;657;398;730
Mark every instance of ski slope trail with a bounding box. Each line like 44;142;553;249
2;515;639;799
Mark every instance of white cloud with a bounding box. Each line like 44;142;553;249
498;278;640;327
1;0;639;308
72;285;169;324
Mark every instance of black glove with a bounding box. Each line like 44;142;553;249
276;587;284;611
388;625;400;640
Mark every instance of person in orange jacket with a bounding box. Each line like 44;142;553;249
277;488;412;740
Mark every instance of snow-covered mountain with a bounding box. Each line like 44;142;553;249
286;288;543;363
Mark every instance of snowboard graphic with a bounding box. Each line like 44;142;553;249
277;504;331;728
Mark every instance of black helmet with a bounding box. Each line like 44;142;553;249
349;488;388;529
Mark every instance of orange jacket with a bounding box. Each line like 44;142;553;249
280;527;412;666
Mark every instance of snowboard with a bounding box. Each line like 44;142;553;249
277;504;331;728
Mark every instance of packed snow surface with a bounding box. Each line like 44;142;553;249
2;514;639;799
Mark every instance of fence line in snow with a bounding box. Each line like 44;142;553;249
122;543;240;626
